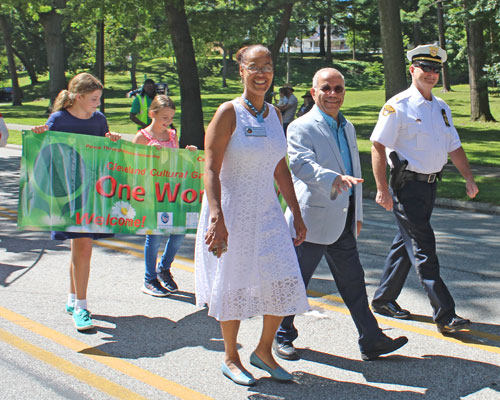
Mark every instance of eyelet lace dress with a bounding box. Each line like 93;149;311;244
195;99;309;321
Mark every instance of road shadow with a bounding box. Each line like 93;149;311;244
82;309;225;359
0;233;70;286
283;349;500;399
248;370;421;400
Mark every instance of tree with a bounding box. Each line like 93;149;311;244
164;0;205;149
269;1;296;67
436;0;451;92
378;0;407;100
463;0;495;121
0;13;22;105
38;0;67;105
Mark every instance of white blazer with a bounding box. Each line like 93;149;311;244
284;105;363;245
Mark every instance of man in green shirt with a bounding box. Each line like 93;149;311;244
129;79;157;129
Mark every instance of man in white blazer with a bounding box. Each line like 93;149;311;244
274;68;408;361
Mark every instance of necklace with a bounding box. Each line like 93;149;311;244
243;97;267;123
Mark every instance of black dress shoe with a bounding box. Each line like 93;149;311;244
361;335;408;361
437;315;471;334
371;301;411;319
273;339;299;361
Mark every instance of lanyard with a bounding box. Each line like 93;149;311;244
243;97;267;123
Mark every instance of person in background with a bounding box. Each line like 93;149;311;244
276;87;288;108
32;73;121;332
195;44;309;386
277;84;298;134
296;92;314;117
370;44;478;334
132;95;197;297
0;113;9;147
130;79;157;129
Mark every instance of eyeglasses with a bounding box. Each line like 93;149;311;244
319;85;345;94
415;63;442;74
242;64;274;74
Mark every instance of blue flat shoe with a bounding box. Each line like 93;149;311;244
250;352;293;381
221;363;256;386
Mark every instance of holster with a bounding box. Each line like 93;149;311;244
389;151;408;191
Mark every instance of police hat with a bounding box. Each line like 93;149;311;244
407;44;447;65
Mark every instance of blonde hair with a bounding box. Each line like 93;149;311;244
149;95;175;113
52;73;103;112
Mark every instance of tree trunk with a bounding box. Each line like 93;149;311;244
437;1;451;92
269;2;295;67
325;9;332;63
130;54;137;90
318;16;326;57
267;1;295;102
12;47;38;85
164;0;205;149
39;2;67;106
352;12;357;60
377;0;408;100
465;16;495;121
222;46;228;88
0;14;22;105
413;21;421;47
95;16;105;112
286;38;291;83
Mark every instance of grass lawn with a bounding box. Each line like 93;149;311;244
2;67;500;205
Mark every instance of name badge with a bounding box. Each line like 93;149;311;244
244;126;267;137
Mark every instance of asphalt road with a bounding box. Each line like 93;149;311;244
1;144;500;400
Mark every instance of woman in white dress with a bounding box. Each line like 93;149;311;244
195;45;309;385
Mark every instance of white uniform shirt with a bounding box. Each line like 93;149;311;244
370;85;461;174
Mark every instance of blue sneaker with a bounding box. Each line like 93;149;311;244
73;309;94;331
65;304;74;314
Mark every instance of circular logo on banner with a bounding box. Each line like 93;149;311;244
160;212;170;224
33;143;86;198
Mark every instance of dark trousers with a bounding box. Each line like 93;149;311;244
276;199;383;352
372;181;455;324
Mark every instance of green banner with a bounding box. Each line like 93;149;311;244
18;130;205;235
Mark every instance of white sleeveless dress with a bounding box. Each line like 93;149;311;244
195;99;309;321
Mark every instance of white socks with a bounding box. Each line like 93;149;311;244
75;299;88;312
67;293;76;307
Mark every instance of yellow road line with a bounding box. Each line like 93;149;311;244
0;205;17;215
307;296;500;355
0;327;148;400
0;306;213;400
0;211;17;221
4;204;500;355
96;239;500;353
95;239;194;273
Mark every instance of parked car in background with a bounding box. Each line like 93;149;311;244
0;87;13;103
126;82;169;98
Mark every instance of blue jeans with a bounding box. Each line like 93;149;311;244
144;234;185;283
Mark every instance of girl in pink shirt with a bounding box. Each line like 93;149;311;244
133;95;196;297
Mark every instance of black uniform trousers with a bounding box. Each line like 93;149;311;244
276;197;384;352
372;180;456;324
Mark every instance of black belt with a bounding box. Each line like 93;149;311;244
405;170;442;184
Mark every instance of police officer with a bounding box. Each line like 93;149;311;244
370;44;479;334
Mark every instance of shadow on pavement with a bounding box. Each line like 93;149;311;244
287;349;500;399
248;370;421;400
81;309;224;359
